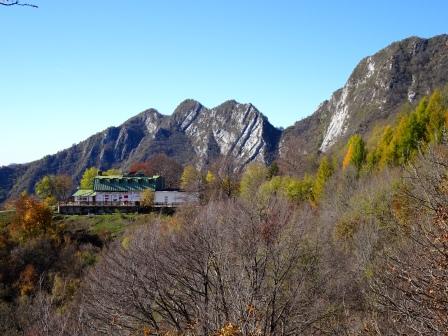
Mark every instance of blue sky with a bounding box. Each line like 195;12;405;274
1;0;447;165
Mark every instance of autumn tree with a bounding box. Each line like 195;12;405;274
258;176;288;200
129;154;183;189
16;264;37;296
390;112;423;164
425;89;448;142
9;194;54;243
79;167;99;190
286;175;314;204
180;165;202;191
259;175;314;205
365;90;448;171
103;168;121;176
342;134;366;171
140;189;155;207
239;163;268;200
35;175;73;204
205;157;240;200
205;170;215;184
313;156;333;201
365;125;394;170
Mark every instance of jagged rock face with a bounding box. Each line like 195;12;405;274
171;100;281;167
123;99;281;168
0;100;281;203
281;34;448;157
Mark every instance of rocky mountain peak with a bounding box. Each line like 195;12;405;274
171;99;205;131
0;98;282;203
282;34;448;156
172;100;280;167
172;99;203;116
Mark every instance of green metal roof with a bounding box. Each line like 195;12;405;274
93;175;162;192
73;189;96;197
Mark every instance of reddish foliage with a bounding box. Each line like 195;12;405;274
17;264;37;296
129;154;183;188
9;194;53;242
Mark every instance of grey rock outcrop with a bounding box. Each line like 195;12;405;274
280;34;448;158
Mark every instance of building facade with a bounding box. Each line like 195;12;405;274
154;190;199;206
73;174;161;205
71;174;198;207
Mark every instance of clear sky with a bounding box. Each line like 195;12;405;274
1;0;447;166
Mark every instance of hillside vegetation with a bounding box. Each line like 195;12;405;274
1;89;448;335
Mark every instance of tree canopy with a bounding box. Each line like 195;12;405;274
239;163;269;200
80;167;99;190
129;154;183;189
343;134;366;171
313;156;333;201
35;175;73;204
180;165;202;191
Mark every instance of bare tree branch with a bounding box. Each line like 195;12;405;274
0;0;38;8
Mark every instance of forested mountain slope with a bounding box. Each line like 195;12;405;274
280;34;448;165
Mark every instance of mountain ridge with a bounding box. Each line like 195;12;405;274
279;34;448;166
2;34;448;203
0;99;282;203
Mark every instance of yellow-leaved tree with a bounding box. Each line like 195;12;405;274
35;174;73;204
425;90;447;142
80;167;99;189
180;165;201;191
342;134;366;171
140;189;155;207
239;163;269;200
313;156;334;201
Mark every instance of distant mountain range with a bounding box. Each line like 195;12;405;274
1;34;448;203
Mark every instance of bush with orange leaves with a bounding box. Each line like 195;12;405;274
9;193;54;243
215;323;242;336
16;264;38;296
